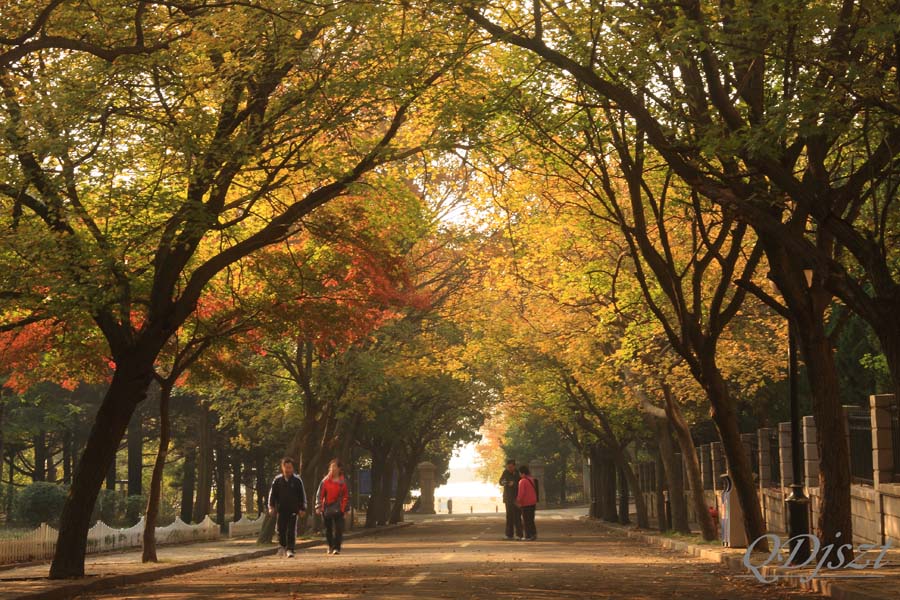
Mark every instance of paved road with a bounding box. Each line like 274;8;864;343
75;515;819;599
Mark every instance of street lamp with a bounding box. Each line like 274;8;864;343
733;265;814;562
785;267;813;564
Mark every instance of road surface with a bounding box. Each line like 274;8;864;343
74;512;818;599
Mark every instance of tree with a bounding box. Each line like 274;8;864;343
460;0;899;557
1;1;474;577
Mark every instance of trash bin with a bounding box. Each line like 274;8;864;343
718;474;747;548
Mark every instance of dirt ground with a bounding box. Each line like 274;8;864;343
74;515;820;599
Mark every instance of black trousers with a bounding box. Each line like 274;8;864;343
521;505;537;539
324;513;345;551
277;511;298;551
504;501;523;538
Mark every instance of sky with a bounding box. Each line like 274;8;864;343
449;441;482;469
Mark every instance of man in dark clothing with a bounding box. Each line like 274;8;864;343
499;458;523;540
268;457;307;557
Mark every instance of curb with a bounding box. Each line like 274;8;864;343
590;520;890;600
16;522;414;600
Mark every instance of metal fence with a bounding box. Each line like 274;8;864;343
0;515;221;565
848;406;874;484
747;437;759;476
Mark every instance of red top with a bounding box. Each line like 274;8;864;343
318;476;349;512
517;475;537;507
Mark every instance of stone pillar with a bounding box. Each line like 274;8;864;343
802;416;819;489
416;461;436;514
870;394;896;487
711;442;726;490
530;463;547;509
778;422;793;487
758;428;773;488
700;445;712;490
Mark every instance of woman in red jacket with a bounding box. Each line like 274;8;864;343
316;458;350;555
516;465;538;541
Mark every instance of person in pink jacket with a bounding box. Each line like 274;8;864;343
516;465;538;541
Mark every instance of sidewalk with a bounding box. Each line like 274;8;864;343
590;519;900;600
0;523;413;600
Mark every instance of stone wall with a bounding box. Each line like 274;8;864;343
626;394;900;546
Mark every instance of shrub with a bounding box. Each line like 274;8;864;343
123;494;147;526
12;482;68;527
93;488;120;525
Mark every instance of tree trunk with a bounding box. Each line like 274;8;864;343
254;450;277;544
180;444;196;523
618;467;630;524
589;445;602;519
127;408;143;497
615;453;648;528
797;315;853;563
366;445;389;528
5;451;14;515
214;436;227;531
49;358;153;579
704;364;767;547
874;315;900;406
761;232;852;559
142;384;171;563
663;387;717;541
559;448;567;505
597;447;617;522
651;418;689;533
654;452;668;532
255;451;267;514
62;430;72;485
105;457;116;490
232;455;243;523
243;460;254;516
390;458;417;524
33;431;46;482
375;456;394;525
192;405;212;523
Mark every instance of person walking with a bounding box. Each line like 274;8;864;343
516;464;538;541
268;457;307;558
499;458;523;540
316;458;349;555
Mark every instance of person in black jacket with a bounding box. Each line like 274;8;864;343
268;457;307;557
499;458;523;540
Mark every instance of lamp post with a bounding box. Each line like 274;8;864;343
785;267;813;564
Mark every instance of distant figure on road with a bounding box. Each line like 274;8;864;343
268;457;307;558
316;458;349;555
499;458;523;540
516;464;538;541
447;498;453;514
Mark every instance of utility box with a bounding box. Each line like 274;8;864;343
718;474;747;548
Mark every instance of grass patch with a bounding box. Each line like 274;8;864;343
659;530;721;546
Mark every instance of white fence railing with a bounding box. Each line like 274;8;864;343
228;513;265;538
0;515;221;565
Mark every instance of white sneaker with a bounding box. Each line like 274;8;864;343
332;549;341;555
286;550;295;558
